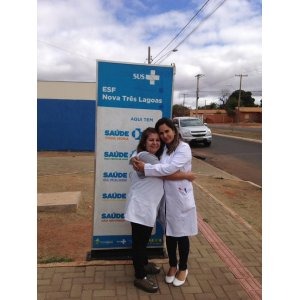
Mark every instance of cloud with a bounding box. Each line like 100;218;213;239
37;0;262;105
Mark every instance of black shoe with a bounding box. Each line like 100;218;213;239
144;262;161;275
134;277;158;293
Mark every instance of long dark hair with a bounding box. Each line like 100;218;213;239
136;127;164;158
155;118;180;155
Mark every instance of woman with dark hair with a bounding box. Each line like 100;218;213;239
132;118;198;287
125;127;195;293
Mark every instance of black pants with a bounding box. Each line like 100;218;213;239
131;222;153;279
166;235;190;271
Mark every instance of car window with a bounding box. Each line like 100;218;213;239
180;119;203;127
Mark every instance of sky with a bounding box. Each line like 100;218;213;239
37;0;262;107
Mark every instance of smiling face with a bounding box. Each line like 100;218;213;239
158;123;175;145
145;133;161;154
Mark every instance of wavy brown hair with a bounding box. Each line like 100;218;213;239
136;127;164;159
155;118;181;155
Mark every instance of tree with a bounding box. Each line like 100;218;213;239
225;90;256;117
229;90;256;107
172;104;190;117
225;96;238;117
219;88;230;109
208;102;218;109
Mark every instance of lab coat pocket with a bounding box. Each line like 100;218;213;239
177;185;195;213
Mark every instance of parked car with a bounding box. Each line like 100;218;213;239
173;117;212;146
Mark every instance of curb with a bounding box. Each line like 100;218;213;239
213;133;262;143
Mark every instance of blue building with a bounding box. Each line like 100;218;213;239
37;81;97;151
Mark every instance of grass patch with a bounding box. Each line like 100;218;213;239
38;256;74;264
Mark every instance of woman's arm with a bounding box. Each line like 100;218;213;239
133;143;192;177
129;151;138;165
163;171;196;182
132;160;196;181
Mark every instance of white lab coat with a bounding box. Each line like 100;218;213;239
124;152;164;227
144;141;198;237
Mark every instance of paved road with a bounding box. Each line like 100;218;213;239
191;135;262;186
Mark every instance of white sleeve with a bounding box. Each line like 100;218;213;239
144;142;191;177
137;151;160;165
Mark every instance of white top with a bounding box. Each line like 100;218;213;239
124;151;164;227
144;141;198;237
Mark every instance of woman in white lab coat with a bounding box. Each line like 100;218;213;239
125;127;195;293
133;118;198;287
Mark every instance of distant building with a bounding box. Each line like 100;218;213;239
190;107;262;124
235;107;262;123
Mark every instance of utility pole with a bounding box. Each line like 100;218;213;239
147;46;151;64
204;99;207;122
182;93;188;106
235;74;248;124
195;74;205;117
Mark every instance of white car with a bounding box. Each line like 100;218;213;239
173;117;212;146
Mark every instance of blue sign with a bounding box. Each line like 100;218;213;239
92;60;174;253
97;61;173;116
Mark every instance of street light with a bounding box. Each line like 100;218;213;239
154;48;178;64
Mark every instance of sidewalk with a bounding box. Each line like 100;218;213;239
38;155;262;299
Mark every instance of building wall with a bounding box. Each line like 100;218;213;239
237;112;262;123
37;81;97;151
190;110;233;123
238;107;262;123
190;108;262;124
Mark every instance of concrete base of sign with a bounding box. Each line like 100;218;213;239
37;191;82;213
87;247;167;261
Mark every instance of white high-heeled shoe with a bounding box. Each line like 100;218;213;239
165;274;176;284
165;266;178;284
173;269;188;287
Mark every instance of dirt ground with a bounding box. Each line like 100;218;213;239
37;149;261;264
37;152;95;263
196;175;261;232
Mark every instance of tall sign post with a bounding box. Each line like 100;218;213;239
89;60;174;259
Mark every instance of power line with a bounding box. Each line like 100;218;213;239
180;90;261;94
38;39;94;61
199;67;261;92
171;0;227;52
153;0;227;64
180;93;192;106
178;89;262;101
151;0;211;62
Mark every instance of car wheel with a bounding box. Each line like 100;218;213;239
204;141;211;147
